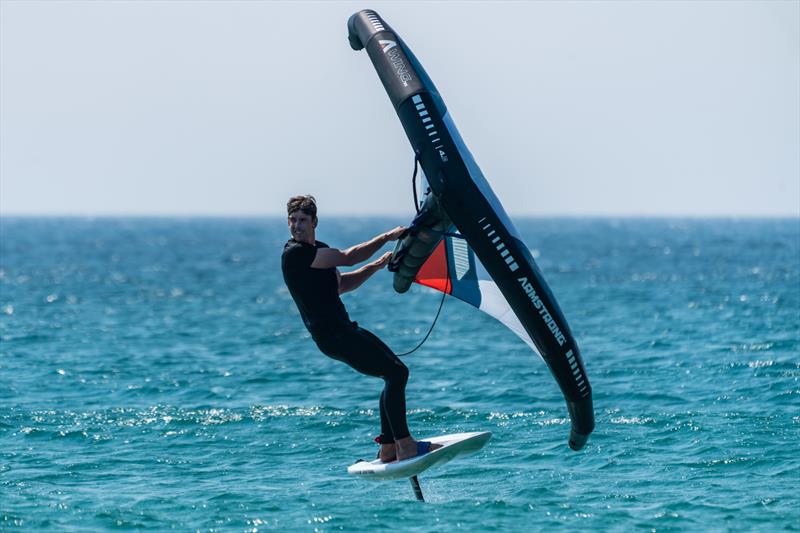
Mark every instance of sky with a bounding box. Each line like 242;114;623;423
1;0;798;217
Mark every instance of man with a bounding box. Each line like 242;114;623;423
281;195;440;463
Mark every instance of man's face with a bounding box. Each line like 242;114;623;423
288;210;316;243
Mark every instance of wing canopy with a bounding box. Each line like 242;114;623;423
416;235;539;354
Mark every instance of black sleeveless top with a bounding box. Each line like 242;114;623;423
281;239;352;336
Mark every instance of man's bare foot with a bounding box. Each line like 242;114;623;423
378;442;396;463
395;436;442;461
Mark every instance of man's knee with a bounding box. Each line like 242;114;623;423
386;360;409;384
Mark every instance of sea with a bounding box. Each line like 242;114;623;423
1;216;798;532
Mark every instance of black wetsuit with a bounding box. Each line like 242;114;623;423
281;238;410;443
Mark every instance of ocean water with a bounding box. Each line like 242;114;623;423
1;216;798;531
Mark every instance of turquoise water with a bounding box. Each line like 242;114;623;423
1;217;798;531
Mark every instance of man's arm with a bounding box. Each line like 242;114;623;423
311;226;405;269
338;252;392;294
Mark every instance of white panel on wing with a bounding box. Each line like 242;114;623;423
476;280;540;356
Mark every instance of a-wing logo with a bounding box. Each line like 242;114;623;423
378;39;397;53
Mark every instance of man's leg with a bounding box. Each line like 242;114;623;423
377;389;397;462
319;326;437;460
353;329;443;460
353;328;410;441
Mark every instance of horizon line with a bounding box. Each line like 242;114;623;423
1;212;798;220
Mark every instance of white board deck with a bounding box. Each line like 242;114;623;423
347;431;491;480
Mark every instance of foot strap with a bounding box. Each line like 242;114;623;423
416;441;432;456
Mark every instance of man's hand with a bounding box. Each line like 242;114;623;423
373;251;393;270
383;226;406;242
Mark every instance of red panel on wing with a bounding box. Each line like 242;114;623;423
414;240;451;294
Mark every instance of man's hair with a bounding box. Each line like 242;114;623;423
286;195;317;218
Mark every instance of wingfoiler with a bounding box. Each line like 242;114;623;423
347;10;594;451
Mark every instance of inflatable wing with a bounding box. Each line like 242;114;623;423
348;10;594;450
